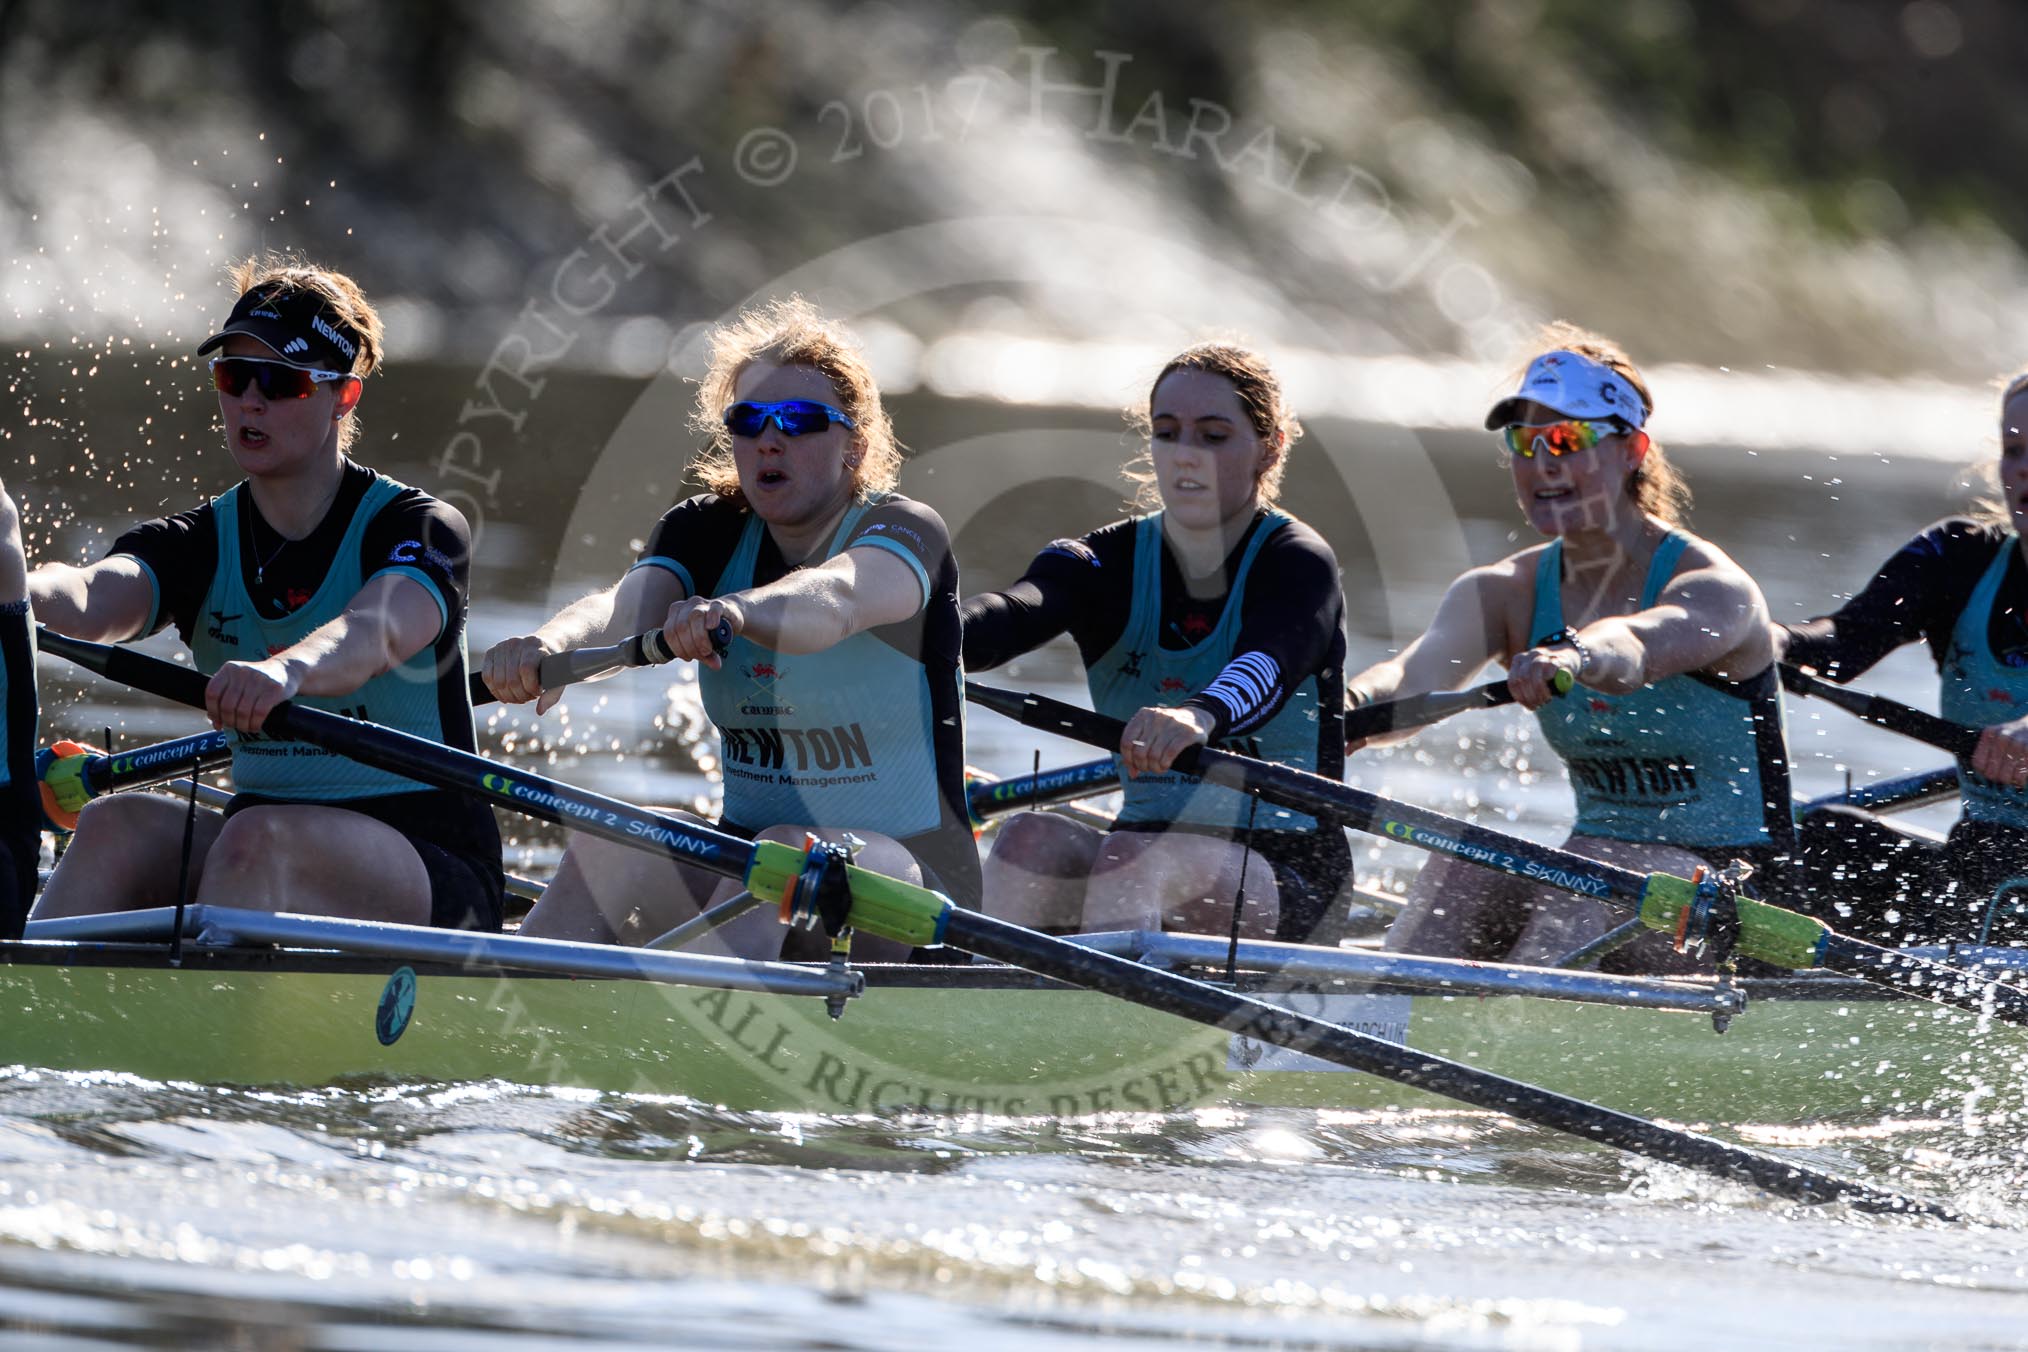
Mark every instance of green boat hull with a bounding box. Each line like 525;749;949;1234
2;943;2022;1124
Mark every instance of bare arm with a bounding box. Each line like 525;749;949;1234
661;545;925;665
482;566;686;710
205;573;446;732
1344;563;1519;747
1540;546;1773;697
28;558;158;643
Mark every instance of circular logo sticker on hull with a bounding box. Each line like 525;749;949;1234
376;966;418;1046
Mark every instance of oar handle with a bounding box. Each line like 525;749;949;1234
1778;663;1982;758
1343;670;1571;741
534;629;677;690
961;685;1294;794
527;620;732;694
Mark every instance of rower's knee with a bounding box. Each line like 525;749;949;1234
60;793;209;891
987;811;1099;878
201;808;296;888
34;795;182;917
70;791;178;844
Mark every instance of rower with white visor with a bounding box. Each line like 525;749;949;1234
1345;324;1792;974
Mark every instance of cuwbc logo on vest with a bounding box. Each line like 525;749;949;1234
740;661;794;716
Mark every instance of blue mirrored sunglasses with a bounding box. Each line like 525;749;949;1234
722;399;857;437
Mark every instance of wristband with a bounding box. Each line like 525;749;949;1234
1557;630;1593;680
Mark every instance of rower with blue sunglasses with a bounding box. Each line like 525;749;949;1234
23;253;505;934
485;298;979;961
1343;323;1793;975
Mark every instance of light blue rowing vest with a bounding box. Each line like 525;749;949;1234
1088;511;1322;832
697;501;945;835
190;476;460;800
1530;532;1779;847
1940;536;2028;826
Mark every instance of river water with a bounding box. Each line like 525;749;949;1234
3;361;2025;1347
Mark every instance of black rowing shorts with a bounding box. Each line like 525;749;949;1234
224;789;505;932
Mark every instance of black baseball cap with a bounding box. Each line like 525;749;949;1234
197;282;364;373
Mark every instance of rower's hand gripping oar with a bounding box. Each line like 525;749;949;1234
1344;670;1573;743
1778;663;1982;757
964;680;2028;1028
35;626;1950;1218
487;622;734;703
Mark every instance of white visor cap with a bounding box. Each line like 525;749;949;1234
1484;350;1647;431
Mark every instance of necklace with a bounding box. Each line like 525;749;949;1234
250;515;292;587
253;535;288;586
248;475;342;587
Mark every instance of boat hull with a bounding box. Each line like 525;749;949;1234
3;943;2021;1124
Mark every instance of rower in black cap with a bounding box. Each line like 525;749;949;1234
23;253;505;931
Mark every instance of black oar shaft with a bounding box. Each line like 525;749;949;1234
1344;683;1509;740
1779;665;1981;758
966;681;2028;1026
83;730;229;795
37;629;761;885
1343;671;1569;742
966;758;1119;822
1798;765;1959;816
943;908;1948;1217
967;681;1649;903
